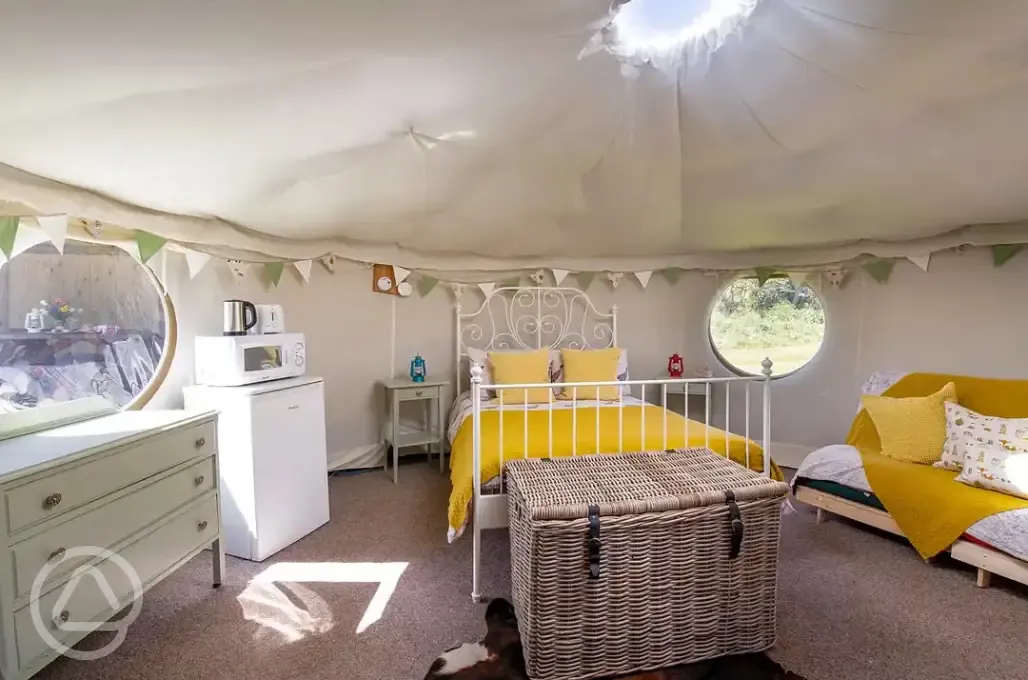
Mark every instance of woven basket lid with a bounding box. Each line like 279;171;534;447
505;448;789;521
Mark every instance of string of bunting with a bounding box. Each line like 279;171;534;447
2;217;1027;295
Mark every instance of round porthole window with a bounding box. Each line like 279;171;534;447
708;277;825;377
0;240;174;412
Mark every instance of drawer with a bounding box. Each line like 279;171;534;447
6;420;215;534
12;457;216;598
393;384;441;402
13;493;219;669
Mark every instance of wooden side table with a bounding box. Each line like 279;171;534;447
661;381;711;423
378;377;448;483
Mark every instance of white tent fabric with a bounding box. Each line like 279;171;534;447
3;0;1028;272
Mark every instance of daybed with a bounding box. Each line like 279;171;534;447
793;371;1028;589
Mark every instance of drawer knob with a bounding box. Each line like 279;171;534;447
288;404;299;410
195;437;206;449
43;493;62;509
48;547;67;562
416;389;424;397
194;474;205;486
53;610;70;627
197;520;208;531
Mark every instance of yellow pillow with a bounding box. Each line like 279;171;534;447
861;382;958;464
488;348;553;404
559;348;621;401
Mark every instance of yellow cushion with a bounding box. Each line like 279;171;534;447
559;348;622;401
861;382;958;464
487;348;553;404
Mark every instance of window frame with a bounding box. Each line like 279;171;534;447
0;242;177;441
706;274;827;381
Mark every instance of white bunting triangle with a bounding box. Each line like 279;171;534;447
226;259;249;283
294;259;313;283
185;250;212;279
0;224;52;268
907;254;931;272
394;265;411;283
551;269;570;285
633;271;652;288
478;282;495;298
36;215;68;254
320;255;336;273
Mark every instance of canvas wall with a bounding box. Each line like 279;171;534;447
151;248;1028;470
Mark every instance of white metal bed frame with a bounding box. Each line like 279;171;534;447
454;286;774;601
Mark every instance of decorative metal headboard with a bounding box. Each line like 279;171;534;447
454;286;617;394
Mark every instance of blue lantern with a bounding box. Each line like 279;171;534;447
410;354;426;383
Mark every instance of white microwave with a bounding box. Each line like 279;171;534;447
194;333;306;387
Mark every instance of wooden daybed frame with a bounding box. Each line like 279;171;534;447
795;485;1028;590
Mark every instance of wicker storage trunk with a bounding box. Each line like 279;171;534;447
505;447;789;680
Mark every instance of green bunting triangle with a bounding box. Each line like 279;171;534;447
991;244;1023;267
661;267;680;284
575;271;595;290
264;262;285;287
134;230;167;263
0;216;20;260
417;274;438;297
498;276;521;289
753;267;776;287
862;259;895;283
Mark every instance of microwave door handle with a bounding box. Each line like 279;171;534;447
243;302;258;332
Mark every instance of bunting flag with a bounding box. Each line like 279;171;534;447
633;270;652;288
991;244;1022;267
84;220;104;238
661;267;680;284
785;272;806;287
0;216;19;259
264;262;285;287
320;255;336;273
226;259;249;282
754;266;776;286
450;283;467;299
185;250;212;279
416;274;438;297
499;276;521;288
134;230;166;264
906;254;931;272
529;269;547;285
551;268;570;285
36;215;68;254
823;268;846;288
575;271;595;290
863;259;895;283
607;271;623;289
394;265;411;283
478;282;495;298
294;259;313;282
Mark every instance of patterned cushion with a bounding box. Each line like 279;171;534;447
939;403;1028;471
956;441;1028;500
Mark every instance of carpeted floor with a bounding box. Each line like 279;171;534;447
34;463;1028;680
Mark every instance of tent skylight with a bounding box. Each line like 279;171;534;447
585;0;759;74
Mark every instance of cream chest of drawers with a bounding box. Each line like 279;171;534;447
0;409;224;680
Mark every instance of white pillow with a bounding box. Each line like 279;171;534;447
937;403;1028;471
956;441;1028;500
549;348;631;397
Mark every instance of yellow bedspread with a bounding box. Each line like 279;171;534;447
846;372;1028;558
448;403;782;537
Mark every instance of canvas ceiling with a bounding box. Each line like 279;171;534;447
4;0;1028;274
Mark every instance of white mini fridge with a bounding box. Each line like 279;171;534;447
184;376;330;561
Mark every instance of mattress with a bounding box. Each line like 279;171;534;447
793;445;1028;562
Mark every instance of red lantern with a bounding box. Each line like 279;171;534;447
667;353;684;378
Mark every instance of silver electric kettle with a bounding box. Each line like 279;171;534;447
223;299;257;336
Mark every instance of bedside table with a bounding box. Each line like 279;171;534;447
378;377;449;483
660;381;711;423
